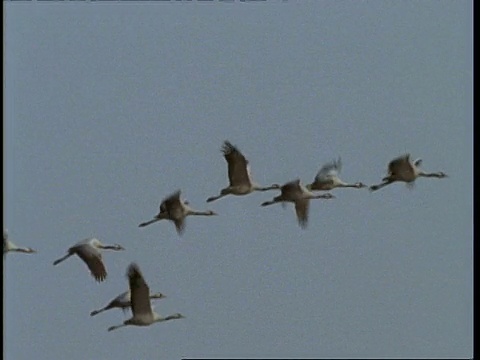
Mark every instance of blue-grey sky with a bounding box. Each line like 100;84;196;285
4;1;472;359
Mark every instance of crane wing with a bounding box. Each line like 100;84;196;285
314;157;342;182
127;263;153;317
74;244;107;282
387;154;410;174
173;218;186;235
113;291;131;305
222;141;251;186
281;179;303;200
387;153;415;179
294;199;310;229
160;190;182;213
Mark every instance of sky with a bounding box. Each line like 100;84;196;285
3;1;473;359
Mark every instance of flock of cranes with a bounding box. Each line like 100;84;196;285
4;140;448;332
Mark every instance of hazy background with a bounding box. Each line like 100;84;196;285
4;1;472;359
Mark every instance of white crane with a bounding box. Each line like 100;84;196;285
139;190;217;235
370;153;447;191
53;238;125;282
91;290;166;316
108;262;185;332
3;229;36;255
261;179;335;228
306;157;366;191
206;140;280;202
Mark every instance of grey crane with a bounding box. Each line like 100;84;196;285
53;237;125;282
261;179;335;228
206;141;280;202
306;157;366;191
3;229;36;255
108;262;185;332
370;153;447;191
91;290;166;316
139;190;217;235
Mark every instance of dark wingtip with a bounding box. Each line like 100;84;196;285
126;262;144;283
175;228;186;236
221;140;237;155
298;219;308;229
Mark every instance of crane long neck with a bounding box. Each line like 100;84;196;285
90;308;106;316
107;323;126;332
338;183;357;188
369;179;393;191
418;171;443;178
313;194;331;199
13;248;32;253
53;253;73;265
139;218;162;227
253;184;277;191
187;210;211;216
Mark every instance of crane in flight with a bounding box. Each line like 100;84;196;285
108;262;185;332
53;237;125;282
3;229;37;255
139;190;217;235
370;153;447;191
206;140;280;202
91;289;166;316
306;157;366;191
261;179;335;229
